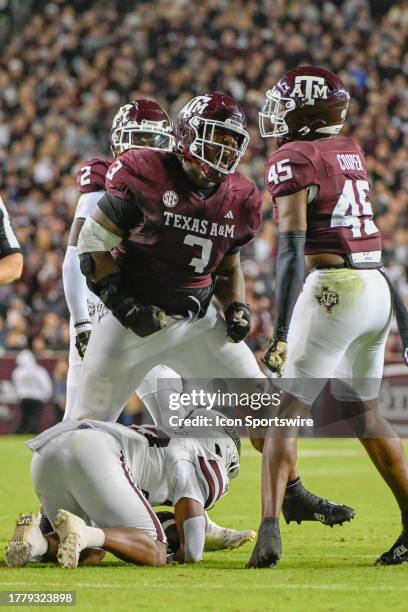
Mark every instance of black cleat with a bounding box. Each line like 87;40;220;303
282;483;355;527
375;529;408;566
246;518;281;569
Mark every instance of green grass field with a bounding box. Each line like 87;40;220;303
1;436;408;611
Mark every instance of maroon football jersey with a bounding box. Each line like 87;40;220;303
265;136;382;267
104;149;262;309
76;158;112;194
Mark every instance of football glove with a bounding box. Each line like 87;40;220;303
261;337;288;377
112;297;167;337
92;272;167;338
74;320;92;359
225;302;251;343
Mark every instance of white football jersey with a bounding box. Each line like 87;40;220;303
28;419;231;510
122;424;230;509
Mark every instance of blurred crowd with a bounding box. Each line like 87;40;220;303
0;0;406;366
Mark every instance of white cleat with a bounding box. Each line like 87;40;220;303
204;523;257;552
54;509;87;569
5;513;45;567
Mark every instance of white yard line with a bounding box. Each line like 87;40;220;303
242;448;364;458
0;581;406;591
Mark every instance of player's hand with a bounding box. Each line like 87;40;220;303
225;302;251;342
261;337;288;377
114;297;167;337
74;320;92;359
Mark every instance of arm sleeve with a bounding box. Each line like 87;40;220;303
173;460;206;506
0;197;21;257
97;193;143;232
62;245;91;324
274;231;306;340
74;192;106;220
183;516;206;563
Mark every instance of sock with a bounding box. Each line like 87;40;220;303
85;526;105;548
286;477;301;492
35;533;49;558
402;507;408;529
261;517;280;527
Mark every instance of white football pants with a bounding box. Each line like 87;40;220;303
282;268;392;404
31;428;165;542
71;304;264;422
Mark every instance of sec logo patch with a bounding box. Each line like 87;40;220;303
163;190;178;207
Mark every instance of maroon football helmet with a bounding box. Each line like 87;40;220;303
110;99;174;155
259;66;350;146
175;93;250;178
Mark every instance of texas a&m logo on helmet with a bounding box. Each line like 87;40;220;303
289;75;329;105
259;66;350;146
175;92;250;178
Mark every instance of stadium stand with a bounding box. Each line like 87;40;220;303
0;0;406;424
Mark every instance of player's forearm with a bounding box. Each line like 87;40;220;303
77;215;122;282
274;231;305;340
0;252;23;284
214;264;246;310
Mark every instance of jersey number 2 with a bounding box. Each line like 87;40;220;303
79;165;92;186
184;235;212;273
331;179;379;238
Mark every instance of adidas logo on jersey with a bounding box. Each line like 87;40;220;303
224;211;234;219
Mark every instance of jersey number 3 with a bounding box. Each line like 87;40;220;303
331;179;379;238
184;235;212;273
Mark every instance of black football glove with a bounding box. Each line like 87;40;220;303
261;337;288;377
225;301;251;343
74;320;92;359
110;296;167;337
93;273;167;338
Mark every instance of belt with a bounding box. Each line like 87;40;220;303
307;263;347;275
315;264;347;270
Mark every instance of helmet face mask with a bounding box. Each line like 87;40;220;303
189;116;249;175
259;66;350;146
175;93;250;181
110;101;175;156
259;89;296;138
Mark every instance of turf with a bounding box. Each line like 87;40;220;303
1;436;408;611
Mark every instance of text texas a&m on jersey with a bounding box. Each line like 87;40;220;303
102;147;262;315
265;136;381;268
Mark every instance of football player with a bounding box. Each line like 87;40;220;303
62;98;175;417
74;91;354;530
60;98;254;552
5;413;241;568
248;66;408;568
